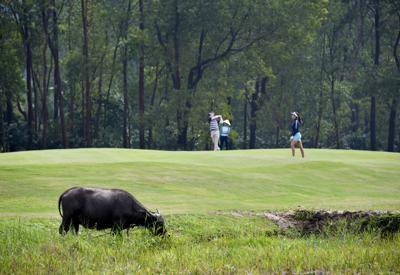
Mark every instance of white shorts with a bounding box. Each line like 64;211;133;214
292;132;302;141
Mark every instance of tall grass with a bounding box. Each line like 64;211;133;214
1;215;399;274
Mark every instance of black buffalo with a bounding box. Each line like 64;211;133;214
58;187;166;236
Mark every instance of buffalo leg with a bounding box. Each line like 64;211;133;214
111;223;123;235
72;218;80;234
59;221;64;235
60;217;72;235
111;227;121;235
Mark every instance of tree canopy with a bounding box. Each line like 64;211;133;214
0;0;399;151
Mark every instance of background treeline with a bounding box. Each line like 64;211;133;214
0;0;399;152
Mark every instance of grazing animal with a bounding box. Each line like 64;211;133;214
58;187;166;236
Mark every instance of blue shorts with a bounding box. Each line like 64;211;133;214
292;132;302;141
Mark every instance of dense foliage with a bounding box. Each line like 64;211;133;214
0;0;399;151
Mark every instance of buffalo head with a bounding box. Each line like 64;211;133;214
146;210;166;236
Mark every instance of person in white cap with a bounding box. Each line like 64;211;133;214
220;120;231;150
290;112;305;158
208;111;223;150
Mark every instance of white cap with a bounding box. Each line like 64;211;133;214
223;120;231;126
291;112;298;117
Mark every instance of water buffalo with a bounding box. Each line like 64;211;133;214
58;187;166;236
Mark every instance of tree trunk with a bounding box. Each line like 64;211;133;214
243;98;247;149
370;96;377;150
249;112;257;149
81;79;85;140
275;126;280;147
249;80;260;149
172;0;186;149
23;5;34;150
177;97;191;150
177;122;188;149
387;99;397;152
122;0;131;148
147;128;153;149
50;0;67;148
138;0;145;149
81;0;91;147
249;94;257;149
172;0;181;90
330;77;340;149
67;1;74;142
249;77;268;149
315;87;324;148
41;50;49;149
41;9;49;148
94;55;104;140
122;45;130;148
148;65;161;148
6;96;14;124
315;34;325;148
32;67;39;133
370;0;380;151
389;18;400;152
53;75;59;120
0;102;4;152
4;95;12;151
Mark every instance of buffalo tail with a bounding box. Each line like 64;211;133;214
58;193;63;218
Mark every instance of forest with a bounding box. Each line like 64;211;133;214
0;0;399;152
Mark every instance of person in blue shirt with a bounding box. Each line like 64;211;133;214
290;112;305;158
220;120;231;150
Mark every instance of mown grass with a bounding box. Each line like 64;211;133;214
0;148;399;215
1;215;399;274
0;148;399;273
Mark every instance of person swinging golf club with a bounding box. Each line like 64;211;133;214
208;111;223;151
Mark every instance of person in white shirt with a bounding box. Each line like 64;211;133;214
208;112;223;151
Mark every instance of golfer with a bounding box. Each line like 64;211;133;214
290;112;305;158
208;112;223;151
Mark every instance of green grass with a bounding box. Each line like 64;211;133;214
1;216;400;274
0;148;399;273
0;148;399;215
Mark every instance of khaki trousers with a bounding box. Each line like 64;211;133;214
210;130;220;151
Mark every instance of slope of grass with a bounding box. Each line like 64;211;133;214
0;148;399;215
0;148;399;273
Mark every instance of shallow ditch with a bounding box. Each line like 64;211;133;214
213;210;400;237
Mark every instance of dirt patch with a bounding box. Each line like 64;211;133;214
267;210;400;235
213;210;400;236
